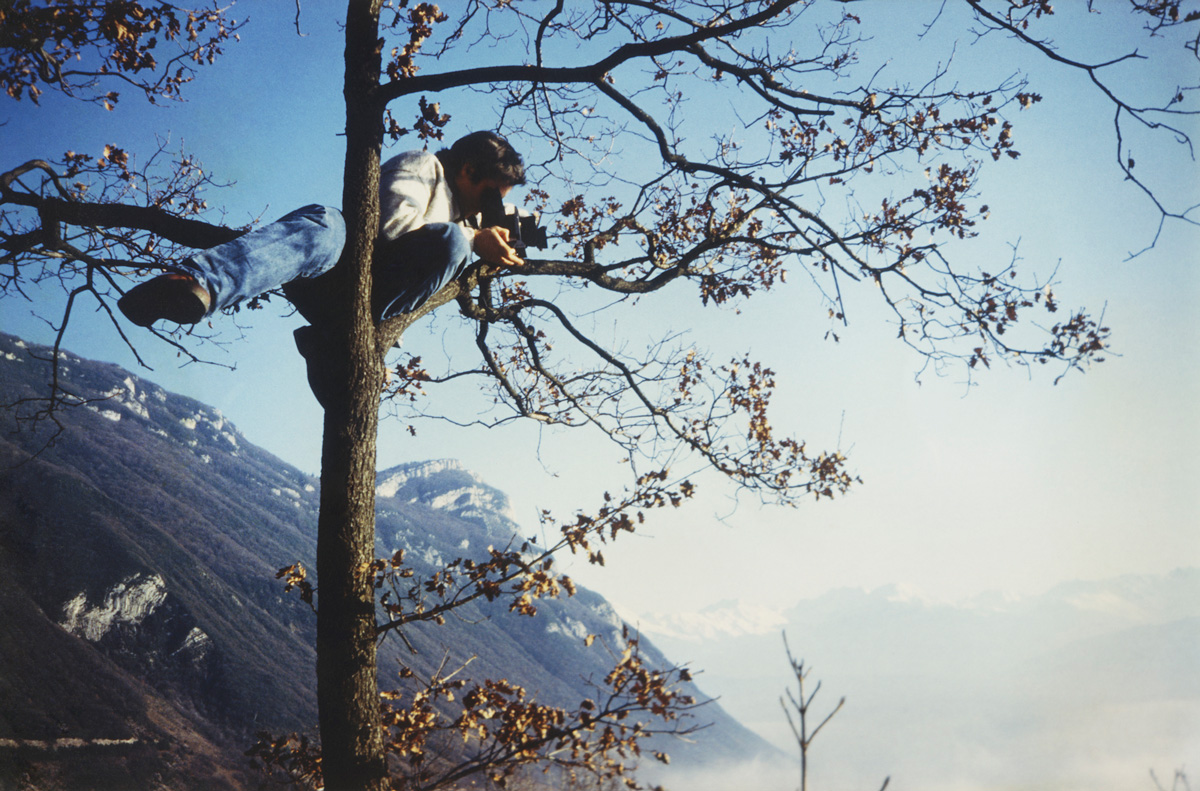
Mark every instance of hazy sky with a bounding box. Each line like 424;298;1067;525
3;2;1197;622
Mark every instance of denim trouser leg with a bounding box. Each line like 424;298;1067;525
374;223;473;320
176;204;346;314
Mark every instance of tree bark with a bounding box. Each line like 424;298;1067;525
315;2;388;789
0;189;243;251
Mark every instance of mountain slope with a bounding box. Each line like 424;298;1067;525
0;332;774;788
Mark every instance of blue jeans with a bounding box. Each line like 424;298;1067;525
178;204;472;322
373;223;473;319
178;204;346;313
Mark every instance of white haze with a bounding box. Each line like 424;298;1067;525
623;569;1199;791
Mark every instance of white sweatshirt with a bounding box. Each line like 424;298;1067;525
378;150;476;246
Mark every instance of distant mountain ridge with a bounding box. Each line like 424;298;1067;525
375;458;524;541
0;332;776;790
636;568;1200;790
637;568;1200;644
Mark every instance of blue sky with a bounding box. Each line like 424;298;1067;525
3;2;1197;619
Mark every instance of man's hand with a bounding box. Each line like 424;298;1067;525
473;226;524;268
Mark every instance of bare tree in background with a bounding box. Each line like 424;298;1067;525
781;632;888;791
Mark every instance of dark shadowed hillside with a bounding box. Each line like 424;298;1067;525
0;332;776;789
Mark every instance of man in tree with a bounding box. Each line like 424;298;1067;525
116;130;527;329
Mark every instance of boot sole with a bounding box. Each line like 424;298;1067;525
119;275;211;327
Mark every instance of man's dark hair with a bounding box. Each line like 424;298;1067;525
437;131;526;186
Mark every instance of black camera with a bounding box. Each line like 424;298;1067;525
479;187;549;251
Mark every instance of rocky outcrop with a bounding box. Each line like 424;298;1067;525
376;458;523;540
59;573;169;642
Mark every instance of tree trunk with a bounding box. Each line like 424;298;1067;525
315;2;388;789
